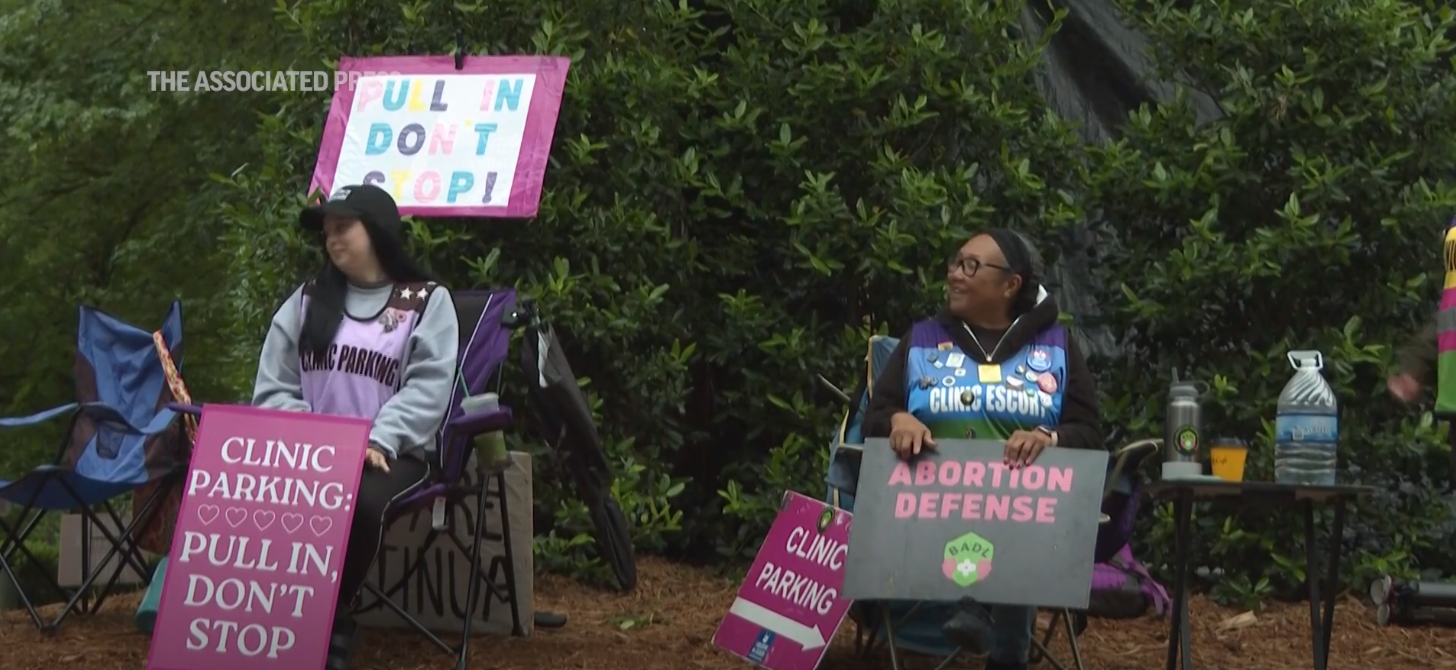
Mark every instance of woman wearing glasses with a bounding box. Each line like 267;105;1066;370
858;229;1105;670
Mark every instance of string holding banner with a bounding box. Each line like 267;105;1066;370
454;29;466;71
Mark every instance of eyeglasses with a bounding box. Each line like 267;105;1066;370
947;254;1013;277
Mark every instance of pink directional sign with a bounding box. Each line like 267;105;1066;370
713;491;853;670
147;404;370;670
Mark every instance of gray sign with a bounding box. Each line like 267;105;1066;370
842;438;1108;609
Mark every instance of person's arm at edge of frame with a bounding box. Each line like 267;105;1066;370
1395;318;1438;390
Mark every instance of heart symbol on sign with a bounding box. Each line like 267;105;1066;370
253;510;276;532
197;504;219;526
225;508;247;528
280;513;304;534
309;516;332;537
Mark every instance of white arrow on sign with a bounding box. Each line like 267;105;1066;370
728;597;828;651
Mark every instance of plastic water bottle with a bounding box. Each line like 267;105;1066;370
1275;350;1339;485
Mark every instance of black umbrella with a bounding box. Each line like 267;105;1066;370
505;297;638;591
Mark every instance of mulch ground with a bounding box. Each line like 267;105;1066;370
3;557;1454;670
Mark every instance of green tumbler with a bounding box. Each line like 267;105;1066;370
475;430;509;471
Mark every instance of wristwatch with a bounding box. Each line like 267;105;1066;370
1035;425;1058;445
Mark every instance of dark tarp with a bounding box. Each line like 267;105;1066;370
521;323;639;591
1019;0;1223;360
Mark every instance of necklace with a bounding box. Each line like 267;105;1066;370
962;323;1009;363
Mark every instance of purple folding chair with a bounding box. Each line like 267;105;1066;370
358;288;524;668
172;289;524;669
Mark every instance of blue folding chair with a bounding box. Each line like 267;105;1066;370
0;303;184;632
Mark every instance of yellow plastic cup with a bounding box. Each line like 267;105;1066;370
1209;438;1248;481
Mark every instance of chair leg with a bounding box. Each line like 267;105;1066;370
454;478;493;670
84;494;166;615
44;487;163;631
1028;608;1087;670
880;607;906;670
359;578;458;654
79;513;92;616
102;498;159;577
0;524;49;632
1063;609;1087;670
491;469;523;637
0;495;71;631
356;510;460;656
851;603;873;656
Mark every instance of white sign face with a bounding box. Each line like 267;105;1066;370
329;74;538;210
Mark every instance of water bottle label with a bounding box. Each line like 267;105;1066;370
1275;414;1338;443
1173;425;1199;455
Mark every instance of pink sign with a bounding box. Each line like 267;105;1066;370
712;491;854;670
310;55;570;219
146;404;369;670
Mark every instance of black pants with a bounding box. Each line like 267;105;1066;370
336;453;431;616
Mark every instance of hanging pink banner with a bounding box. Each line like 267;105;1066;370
310;55;571;219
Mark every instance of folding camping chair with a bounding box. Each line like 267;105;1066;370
816;336;1159;670
172;288;525;670
1027;437;1161;670
507;294;637;592
0;303;185;632
364;288;526;668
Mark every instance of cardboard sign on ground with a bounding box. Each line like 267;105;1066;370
713;491;853;670
58;512;148;587
146;405;370;670
357;450;534;637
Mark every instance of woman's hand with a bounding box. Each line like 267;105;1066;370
365;445;391;472
1388;373;1421;403
1004;429;1053;468
889;412;936;460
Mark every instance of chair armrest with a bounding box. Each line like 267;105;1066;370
0;402;80;429
1115;438;1162;460
438;408;515;481
167;402;204;417
1104;438;1162;499
79;402;178;437
446;407;514;438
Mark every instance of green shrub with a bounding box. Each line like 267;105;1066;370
1088;0;1456;596
209;0;1456;598
218;0;1084;581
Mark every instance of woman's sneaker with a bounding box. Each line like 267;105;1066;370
940;596;991;655
327;614;360;670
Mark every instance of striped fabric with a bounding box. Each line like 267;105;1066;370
1438;220;1456;417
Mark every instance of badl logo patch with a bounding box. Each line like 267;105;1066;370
1174;426;1199;455
942;531;995;587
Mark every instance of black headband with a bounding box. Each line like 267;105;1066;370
982;228;1040;314
984;229;1034;283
